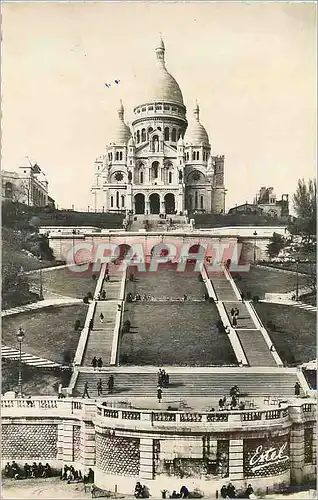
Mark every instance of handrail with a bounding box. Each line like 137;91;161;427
110;264;127;365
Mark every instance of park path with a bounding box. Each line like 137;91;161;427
1;297;82;317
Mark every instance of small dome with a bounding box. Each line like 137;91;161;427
184;102;209;146
109;100;131;145
143;38;184;105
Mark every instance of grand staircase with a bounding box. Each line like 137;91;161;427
73;369;303;399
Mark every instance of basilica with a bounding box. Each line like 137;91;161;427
91;38;226;215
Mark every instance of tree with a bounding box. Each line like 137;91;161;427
292;178;316;238
267;232;286;258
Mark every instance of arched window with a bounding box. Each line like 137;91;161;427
192;151;196;161
169;172;172;184
148;127;153;139
195;191;198;208
116;151;119;161
171;128;177;142
110;195;114;208
121;195;125;207
152;161;159;179
116;191;119;208
137;130;140;143
140;171;144;184
5;182;13;199
164;127;170;141
196;151;199;161
200;195;204;209
141;129;146;142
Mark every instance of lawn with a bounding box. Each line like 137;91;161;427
28;264;99;299
1;358;71;397
254;302;316;365
234;265;310;299
126;264;207;299
2;304;88;364
119;302;236;366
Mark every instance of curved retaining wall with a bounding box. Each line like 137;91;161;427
1;398;316;497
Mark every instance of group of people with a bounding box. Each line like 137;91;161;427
4;461;52;480
82;375;114;398
158;369;170;388
61;465;94;484
60;465;83;483
134;481;150;498
170;486;189;498
218;386;241;411
97;290;107;301
91;356;103;370
230;308;240;327
221;482;254;499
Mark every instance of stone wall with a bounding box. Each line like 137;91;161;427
96;433;140;477
2;424;57;460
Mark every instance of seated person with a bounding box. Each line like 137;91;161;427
180;485;189;498
227;483;236;498
134;481;143;498
4;462;11;477
220;484;228;499
244;484;254;498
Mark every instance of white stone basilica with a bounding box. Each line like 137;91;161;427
91;38;226;215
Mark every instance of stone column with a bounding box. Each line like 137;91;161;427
229;439;244;481
290;424;305;484
145;199;150;215
160;199;165;214
57;422;74;463
81;422;96;467
139;437;154;480
126;184;132;211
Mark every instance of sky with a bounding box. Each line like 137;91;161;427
2;2;316;212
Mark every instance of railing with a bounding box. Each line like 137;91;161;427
110;263;127;365
2;398;315;429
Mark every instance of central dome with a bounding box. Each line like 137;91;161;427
144;38;184;105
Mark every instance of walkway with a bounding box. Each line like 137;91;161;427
1;297;82;317
206;266;279;367
1;345;60;368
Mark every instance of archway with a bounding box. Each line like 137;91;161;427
164;193;175;214
134;193;145;214
149;193;160;214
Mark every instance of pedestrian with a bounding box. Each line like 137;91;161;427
97;378;103;396
183;294;187;301
157;368;163;387
294;381;301;397
91;356;97;371
117;304;122;311
97;292;101;301
232;316;237;327
97;357;103;371
157;386;163;403
58;383;63;399
82;381;90;398
107;375;114;394
230;308;235;317
235;308;239;317
102;290;106;300
105;273;110;282
100;313;104;323
241;292;245;302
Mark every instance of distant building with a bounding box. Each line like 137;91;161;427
91;38;226;215
228;187;289;218
2;163;55;208
254;187;289;217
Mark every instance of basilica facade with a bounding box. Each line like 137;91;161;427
91;39;226;215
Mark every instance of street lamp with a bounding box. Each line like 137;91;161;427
296;259;299;301
39;258;44;300
253;231;258;264
16;327;25;398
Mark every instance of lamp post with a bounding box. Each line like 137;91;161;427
16;327;25;398
253;231;257;264
296;259;299;301
39;258;44;300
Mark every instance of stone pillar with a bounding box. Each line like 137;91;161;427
57;422;74;463
126;184;132;211
145;200;150;215
139;437;154;480
81;422;96;467
290;424;305;484
160;200;165;214
229;439;244;481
